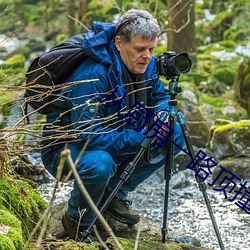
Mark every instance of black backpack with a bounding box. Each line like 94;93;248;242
24;34;87;115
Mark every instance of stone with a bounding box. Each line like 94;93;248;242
44;202;212;250
209;120;250;160
213;157;250;182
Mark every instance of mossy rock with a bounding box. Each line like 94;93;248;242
209;120;250;160
106;237;211;250
0;209;24;250
0;174;47;239
199;92;248;122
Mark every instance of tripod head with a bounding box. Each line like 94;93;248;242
168;76;182;99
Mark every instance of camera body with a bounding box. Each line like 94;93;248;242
156;51;192;79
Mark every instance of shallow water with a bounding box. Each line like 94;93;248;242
38;169;250;250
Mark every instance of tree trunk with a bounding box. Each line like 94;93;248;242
78;0;88;20
67;0;77;36
167;0;196;62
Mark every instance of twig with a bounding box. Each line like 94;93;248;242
22;154;65;249
68;14;89;31
134;220;142;250
61;148;124;250
93;225;110;250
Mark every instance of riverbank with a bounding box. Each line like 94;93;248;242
38;168;250;250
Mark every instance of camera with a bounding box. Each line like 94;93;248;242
156;51;192;79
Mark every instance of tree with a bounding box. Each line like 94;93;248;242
166;0;196;62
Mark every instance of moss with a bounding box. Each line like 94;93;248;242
0;209;24;249
235;57;250;116
199;95;224;107
212;120;250;133
213;67;235;86
209;120;250;151
105;237;209;250
7;228;24;249
198;90;249;122
0;209;21;229
1;54;25;69
0;174;47;239
0;54;26;87
0;235;16;250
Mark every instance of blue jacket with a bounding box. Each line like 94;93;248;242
44;21;170;156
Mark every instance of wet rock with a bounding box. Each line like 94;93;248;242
179;100;211;148
213;157;250;183
170;169;193;189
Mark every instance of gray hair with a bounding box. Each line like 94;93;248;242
115;9;160;43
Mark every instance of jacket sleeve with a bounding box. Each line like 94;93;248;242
65;61;145;156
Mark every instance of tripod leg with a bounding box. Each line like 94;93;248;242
162;114;175;243
177;112;225;250
82;112;169;240
81;148;145;240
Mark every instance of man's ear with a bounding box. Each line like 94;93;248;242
115;36;122;51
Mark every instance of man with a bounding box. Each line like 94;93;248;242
41;9;185;241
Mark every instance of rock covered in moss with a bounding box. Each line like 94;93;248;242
209;120;250;160
209;120;250;182
179;100;210;148
39;201;212;250
0;174;47;240
0;209;24;250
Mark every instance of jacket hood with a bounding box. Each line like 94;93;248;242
82;21;116;65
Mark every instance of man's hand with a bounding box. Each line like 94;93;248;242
156;111;169;138
149;111;169;144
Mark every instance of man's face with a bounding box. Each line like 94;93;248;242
115;35;157;74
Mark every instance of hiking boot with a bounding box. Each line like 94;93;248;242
61;213;97;243
105;196;140;225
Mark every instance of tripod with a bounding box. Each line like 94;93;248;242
82;77;225;250
161;77;225;249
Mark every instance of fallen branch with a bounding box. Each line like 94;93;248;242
62;148;124;250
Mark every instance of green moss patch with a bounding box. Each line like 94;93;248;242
0;174;47;239
0;209;23;250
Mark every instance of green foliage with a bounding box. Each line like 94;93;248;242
196;0;250;47
0;54;26;85
0;235;16;250
213;67;235;86
234;57;250;115
0;175;47;239
0;209;24;250
199;95;224;108
1;54;25;69
199;90;248;121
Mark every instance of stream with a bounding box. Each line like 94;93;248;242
38;167;250;250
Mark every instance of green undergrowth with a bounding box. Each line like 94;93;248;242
0;173;47;249
28;237;211;250
0;209;24;250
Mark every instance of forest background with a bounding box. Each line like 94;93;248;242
0;0;250;124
